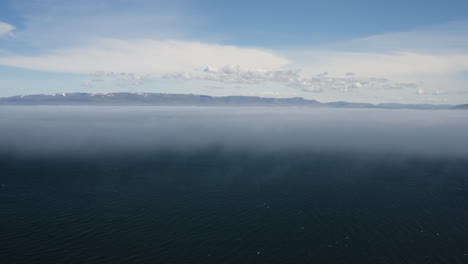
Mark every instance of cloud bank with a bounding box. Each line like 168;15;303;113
0;39;288;75
165;65;419;92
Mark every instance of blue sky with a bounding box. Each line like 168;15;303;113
1;0;468;104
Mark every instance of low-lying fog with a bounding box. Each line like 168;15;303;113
1;106;467;157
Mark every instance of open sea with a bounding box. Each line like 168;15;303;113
0;107;467;263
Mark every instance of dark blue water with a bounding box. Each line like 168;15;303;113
1;150;467;263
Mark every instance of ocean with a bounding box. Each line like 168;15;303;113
1;107;467;263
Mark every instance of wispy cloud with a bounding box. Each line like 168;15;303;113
289;50;468;79
340;20;468;53
9;0;200;48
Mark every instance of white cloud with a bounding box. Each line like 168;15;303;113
0;22;15;38
80;81;92;88
79;71;154;89
114;72;152;88
433;89;446;95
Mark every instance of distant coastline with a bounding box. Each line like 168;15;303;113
0;92;463;109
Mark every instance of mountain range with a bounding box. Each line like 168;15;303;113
0;92;463;109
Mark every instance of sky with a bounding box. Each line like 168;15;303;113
0;0;468;104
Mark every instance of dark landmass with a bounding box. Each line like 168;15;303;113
0;93;322;107
0;92;461;109
454;104;468;109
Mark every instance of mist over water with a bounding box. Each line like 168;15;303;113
1;106;467;263
1;106;468;156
